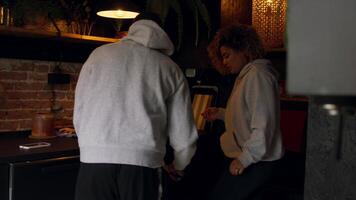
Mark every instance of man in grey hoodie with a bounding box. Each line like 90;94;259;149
73;13;198;200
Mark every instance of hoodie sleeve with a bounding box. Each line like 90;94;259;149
73;52;95;133
166;79;198;170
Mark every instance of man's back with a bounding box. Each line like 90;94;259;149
74;20;197;169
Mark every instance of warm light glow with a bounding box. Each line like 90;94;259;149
322;104;337;110
97;10;139;19
116;10;124;17
252;0;287;48
328;109;339;116
322;104;339;116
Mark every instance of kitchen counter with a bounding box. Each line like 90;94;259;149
0;131;80;200
0;131;79;164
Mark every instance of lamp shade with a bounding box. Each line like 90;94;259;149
96;1;140;19
97;10;139;19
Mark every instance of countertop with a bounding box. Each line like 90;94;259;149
0;131;79;164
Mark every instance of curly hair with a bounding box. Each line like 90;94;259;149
207;24;265;74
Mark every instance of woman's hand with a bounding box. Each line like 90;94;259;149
229;158;245;176
163;164;184;182
201;107;220;122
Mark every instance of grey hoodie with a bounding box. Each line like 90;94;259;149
73;20;198;170
218;59;284;168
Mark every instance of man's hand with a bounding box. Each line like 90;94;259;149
163;164;184;182
229;158;245;176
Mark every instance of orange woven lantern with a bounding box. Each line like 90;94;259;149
252;0;287;48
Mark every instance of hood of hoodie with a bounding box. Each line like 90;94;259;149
121;20;175;56
237;59;279;80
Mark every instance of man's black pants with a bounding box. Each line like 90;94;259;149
75;163;159;200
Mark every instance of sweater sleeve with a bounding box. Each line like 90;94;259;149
238;69;280;168
166;79;198;170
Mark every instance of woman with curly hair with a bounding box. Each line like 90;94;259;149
202;24;284;200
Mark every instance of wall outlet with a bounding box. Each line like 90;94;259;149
185;68;196;78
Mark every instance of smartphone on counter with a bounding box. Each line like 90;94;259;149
19;142;51;150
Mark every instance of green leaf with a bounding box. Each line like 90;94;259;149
169;0;183;50
145;0;211;51
146;0;169;24
185;0;200;46
195;0;211;38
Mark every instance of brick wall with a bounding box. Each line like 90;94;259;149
0;58;82;132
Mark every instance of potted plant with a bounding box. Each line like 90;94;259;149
12;0;63;30
59;0;97;35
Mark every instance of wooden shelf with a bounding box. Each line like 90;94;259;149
0;25;119;44
0;25;121;62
